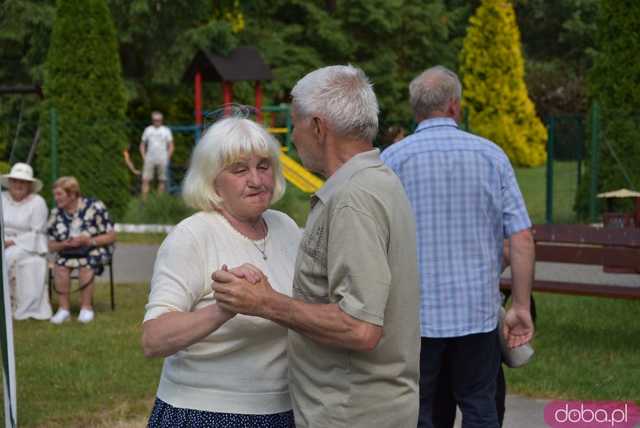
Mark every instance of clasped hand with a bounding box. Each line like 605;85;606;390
65;235;90;248
211;263;273;317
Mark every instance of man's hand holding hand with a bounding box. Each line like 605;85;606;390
212;264;274;317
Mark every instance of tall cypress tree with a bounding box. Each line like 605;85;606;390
39;0;129;218
575;0;640;218
459;0;547;167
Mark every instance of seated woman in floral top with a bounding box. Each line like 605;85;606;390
47;176;116;324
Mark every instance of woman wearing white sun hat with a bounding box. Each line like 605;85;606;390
0;162;52;320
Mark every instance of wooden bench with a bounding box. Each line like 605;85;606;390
500;224;640;300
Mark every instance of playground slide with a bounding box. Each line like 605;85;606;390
279;152;324;193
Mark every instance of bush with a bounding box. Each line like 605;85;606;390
122;193;195;225
39;0;130;219
575;0;640;219
271;184;310;227
459;0;547;167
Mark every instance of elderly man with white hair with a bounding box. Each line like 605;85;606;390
381;65;535;428
139;111;174;200
213;65;421;428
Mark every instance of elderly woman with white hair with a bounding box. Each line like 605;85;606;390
142;117;301;428
1;163;52;320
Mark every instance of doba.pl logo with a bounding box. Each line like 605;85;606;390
545;401;640;427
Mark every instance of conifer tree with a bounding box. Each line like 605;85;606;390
459;0;546;167
39;0;129;218
575;0;640;218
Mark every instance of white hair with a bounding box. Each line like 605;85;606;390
409;65;462;120
291;65;379;142
182;117;286;211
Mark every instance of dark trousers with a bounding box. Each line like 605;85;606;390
418;328;501;428
431;362;506;428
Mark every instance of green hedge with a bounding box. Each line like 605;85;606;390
576;0;640;219
39;0;130;219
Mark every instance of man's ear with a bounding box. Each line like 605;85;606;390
449;98;462;123
312;117;322;136
312;116;327;143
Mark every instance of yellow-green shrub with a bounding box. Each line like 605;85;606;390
459;0;547;167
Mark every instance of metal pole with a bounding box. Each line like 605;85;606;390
255;81;263;123
50;107;59;184
0;194;17;428
576;116;583;191
589;103;600;223
545;117;555;224
223;82;233;116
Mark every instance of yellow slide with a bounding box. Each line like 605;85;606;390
279;152;324;193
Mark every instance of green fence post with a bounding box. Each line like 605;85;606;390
50;107;59;184
545;117;556;224
589;103;600;223
576;116;584;191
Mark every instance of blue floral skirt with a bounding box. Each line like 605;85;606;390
147;397;295;428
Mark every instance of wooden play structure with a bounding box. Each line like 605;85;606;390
183;47;323;193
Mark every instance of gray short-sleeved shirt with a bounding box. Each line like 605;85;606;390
289;149;420;428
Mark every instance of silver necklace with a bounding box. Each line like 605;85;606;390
250;219;268;260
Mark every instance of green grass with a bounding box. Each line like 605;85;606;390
506;293;640;401
515;161;579;224
117;232;167;245
0;161;603;425
2;286;638;426
4;284;162;427
121;193;195;225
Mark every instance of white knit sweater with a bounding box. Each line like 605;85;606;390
144;209;302;414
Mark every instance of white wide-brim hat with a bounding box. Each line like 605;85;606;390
0;162;43;193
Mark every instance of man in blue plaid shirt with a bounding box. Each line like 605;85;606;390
381;66;535;428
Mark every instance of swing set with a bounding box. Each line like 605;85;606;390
0;85;43;166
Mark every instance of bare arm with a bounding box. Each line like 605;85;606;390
48;239;69;253
509;229;534;310
123;150;141;175
94;230;116;246
142;304;234;358
139;141;146;160
503;228;535;348
264;293;382;352
64;230;117;248
213;270;382;352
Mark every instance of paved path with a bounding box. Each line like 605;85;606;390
106;243;638;428
453;395;550;428
503;262;640;287
95;243;159;284
105;243;640;291
106;243;640;288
